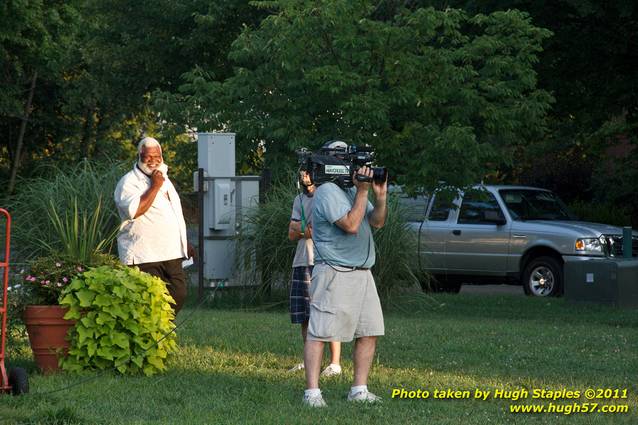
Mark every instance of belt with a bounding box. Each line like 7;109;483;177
316;262;369;271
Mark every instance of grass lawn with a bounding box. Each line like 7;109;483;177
1;291;637;424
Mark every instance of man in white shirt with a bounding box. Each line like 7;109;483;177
113;137;193;313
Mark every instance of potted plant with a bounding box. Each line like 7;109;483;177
20;256;86;373
59;265;177;375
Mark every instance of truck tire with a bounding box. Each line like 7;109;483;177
522;256;563;297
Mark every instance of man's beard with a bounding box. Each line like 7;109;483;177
138;160;161;176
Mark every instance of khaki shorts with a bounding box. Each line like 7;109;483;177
307;264;384;342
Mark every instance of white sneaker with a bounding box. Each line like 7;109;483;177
320;363;342;377
347;390;382;403
288;362;305;373
303;392;327;407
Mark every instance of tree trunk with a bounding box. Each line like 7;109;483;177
80;104;96;160
8;71;38;194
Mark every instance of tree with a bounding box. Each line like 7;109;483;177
414;0;638;223
167;0;553;190
0;0;81;192
1;0;267;195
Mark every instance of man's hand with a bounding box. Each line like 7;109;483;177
134;171;164;219
289;221;312;241
353;166;372;193
303;224;313;239
187;243;197;260
151;170;165;188
369;173;388;229
371;172;388;201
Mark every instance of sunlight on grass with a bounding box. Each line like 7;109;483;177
2;293;637;424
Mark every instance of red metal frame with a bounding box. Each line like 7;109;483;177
0;208;11;392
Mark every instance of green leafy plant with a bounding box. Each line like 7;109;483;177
18;254;120;307
21;256;89;306
43;196;119;264
59;265;177;375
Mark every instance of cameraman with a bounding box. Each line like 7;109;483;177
302;141;387;407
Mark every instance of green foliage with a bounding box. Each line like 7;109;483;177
371;196;421;299
568;200;632;228
59;265;177;376
44;196;119;264
234;178;297;300
21;256;89;306
4;160;124;261
170;1;552;190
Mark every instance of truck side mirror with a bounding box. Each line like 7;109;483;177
483;210;507;225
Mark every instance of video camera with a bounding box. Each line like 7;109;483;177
296;141;387;189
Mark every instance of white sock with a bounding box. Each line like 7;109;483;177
305;388;321;398
350;385;367;395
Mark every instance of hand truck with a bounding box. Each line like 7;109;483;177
0;208;28;395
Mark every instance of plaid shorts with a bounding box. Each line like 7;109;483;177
289;266;313;324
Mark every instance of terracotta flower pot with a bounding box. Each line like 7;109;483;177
23;305;75;374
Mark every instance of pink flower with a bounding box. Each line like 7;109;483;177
62;277;68;283
26;275;34;281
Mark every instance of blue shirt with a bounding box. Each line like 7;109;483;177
312;183;375;268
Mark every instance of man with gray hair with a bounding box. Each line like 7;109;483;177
114;136;193;313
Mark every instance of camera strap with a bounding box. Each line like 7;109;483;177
299;194;307;234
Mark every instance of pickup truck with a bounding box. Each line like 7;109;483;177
404;185;638;296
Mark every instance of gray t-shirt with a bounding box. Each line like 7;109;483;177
291;192;314;267
312;182;375;268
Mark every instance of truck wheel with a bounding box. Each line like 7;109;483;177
522;256;562;297
8;367;29;395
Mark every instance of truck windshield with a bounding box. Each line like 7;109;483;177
499;189;577;221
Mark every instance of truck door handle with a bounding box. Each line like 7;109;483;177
452;230;461;236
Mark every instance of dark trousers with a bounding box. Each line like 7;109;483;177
136;258;187;314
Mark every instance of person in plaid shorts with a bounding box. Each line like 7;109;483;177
287;170;341;377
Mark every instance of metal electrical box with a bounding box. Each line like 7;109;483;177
212;179;232;229
564;258;638;308
196;132;259;286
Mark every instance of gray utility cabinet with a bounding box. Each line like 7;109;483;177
564;258;638;308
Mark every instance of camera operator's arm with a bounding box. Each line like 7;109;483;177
288;220;312;241
335;167;372;234
369;175;388;229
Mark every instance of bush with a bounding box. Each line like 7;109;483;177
4;160;125;262
60;265;177;375
568;200;632;227
369;196;421;299
234;178;297;301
